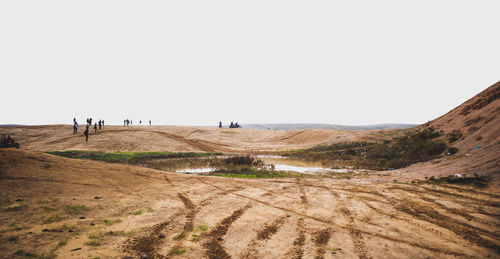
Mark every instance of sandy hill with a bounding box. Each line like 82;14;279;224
0;125;377;153
396;81;500;181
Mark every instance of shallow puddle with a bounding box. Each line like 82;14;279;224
172;156;350;175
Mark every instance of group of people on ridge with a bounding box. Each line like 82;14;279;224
124;119;151;126
219;121;241;128
73;117;105;142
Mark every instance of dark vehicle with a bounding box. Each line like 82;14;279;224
0;134;20;148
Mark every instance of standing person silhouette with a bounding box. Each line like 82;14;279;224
94;123;97;133
84;127;89;142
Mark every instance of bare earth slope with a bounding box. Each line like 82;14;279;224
1;149;499;258
396;81;500;181
0;125;372;153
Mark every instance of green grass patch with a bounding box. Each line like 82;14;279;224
196;224;208;232
173;234;185;240
85;240;101;246
64;204;89;215
14;250;56;258
46;150;221;164
89;232;104;240
426;175;491;188
43;214;65;224
169;249;186;255
42;206;59;212
103;219;122;225
4;203;27;212
191;234;200;242
130;209;143;215
211;169;305;179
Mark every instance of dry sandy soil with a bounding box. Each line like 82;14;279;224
0;82;499;258
0;149;499;259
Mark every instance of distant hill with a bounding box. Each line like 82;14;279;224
0;124;24;127
242;123;417;131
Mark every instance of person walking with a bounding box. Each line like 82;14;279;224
219;121;222;128
84;127;89;142
73;122;78;134
98;120;102;130
94;123;97;133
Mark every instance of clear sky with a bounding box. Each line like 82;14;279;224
1;1;499;126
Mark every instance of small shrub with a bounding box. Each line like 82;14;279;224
446;147;459;156
446;130;463;143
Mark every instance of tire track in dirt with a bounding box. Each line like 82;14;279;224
313;228;332;259
391;198;500;254
203;205;252;259
326;189;369;259
241;216;288;258
283;218;306;259
296;179;308;207
353;185;500;254
166;193;198;257
128;211;184;258
198;178;471;257
269;130;307;142
98;129;233;152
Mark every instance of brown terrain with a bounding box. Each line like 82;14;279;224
0;81;499;258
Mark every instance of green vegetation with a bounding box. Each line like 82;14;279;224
173;233;185;240
42;214;65;224
196;224;208;232
425;175;491;188
14;250;56;259
446;130;463;143
85;240;101;246
42;206;59;212
283;127;449;170
0;197;10;208
103;218;122;225
169;249;186;255
64;204;89;215
212;169;305;179
446;147;459;156
46;150;221;164
206;155;307;178
4;203;27;212
130;209;143;215
191;234;200;242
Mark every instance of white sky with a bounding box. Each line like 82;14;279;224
1;1;499;126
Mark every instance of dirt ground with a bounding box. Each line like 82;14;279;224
0;125;375;153
0;148;499;258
